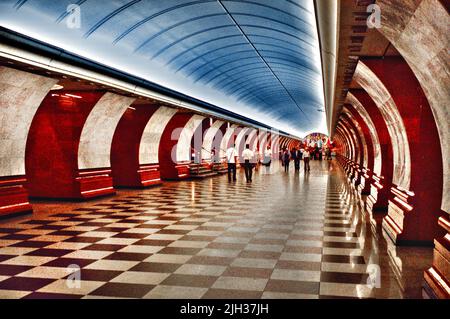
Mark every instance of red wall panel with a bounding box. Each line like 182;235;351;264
111;103;160;187
25;90;106;198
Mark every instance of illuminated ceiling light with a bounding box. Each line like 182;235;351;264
50;84;64;91
65;93;82;99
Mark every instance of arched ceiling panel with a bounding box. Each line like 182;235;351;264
0;0;326;137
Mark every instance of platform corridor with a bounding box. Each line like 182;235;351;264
0;161;431;299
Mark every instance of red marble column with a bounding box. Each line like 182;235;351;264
191;117;210;168
362;57;444;244
111;103;161;188
350;89;394;215
340;113;365;187
423;215;450;299
159;112;193;180
344;104;375;195
25;90;111;199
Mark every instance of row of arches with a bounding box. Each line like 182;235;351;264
0;65;298;217
332;0;448;299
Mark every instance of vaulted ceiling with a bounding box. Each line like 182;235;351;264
0;0;326;137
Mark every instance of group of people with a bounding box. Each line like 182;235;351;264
281;147;311;173
223;137;333;183
226;143;256;183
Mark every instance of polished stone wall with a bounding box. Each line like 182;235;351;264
0;67;57;177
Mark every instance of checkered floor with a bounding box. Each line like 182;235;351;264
0;161;430;299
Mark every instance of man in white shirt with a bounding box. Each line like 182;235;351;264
303;148;311;172
226;144;238;182
263;146;272;166
242;144;255;182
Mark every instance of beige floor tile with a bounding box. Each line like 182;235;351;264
175;264;226;276
85;260;138;271
38;279;104;295
2;255;56;266
0;289;31;299
16;266;69;279
143;285;207;299
231;258;277;269
63;250;112;260
119;245;164;254
212;276;268;291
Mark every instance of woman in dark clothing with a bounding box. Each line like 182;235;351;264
283;150;290;172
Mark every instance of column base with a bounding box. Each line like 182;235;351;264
0;177;32;218
423;216;450;299
138;165;162;187
75;169;115;199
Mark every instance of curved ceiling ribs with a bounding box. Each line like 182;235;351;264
2;0;325;136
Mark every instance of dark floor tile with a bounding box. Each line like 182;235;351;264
0;277;54;291
49;230;84;236
156;229;190;235
83;244;126;252
133;239;174;246
322;254;365;264
67;269;122;282
95;227;128;233
2;234;36;241
90;282;154;298
323;231;357;237
275;260;321;271
11;241;53;248
23;292;83;299
35;226;72;231
202;288;262;299
130;262;181;273
320;271;369;284
0;254;14;263
135;224;166;229
21;220;50;225
323;242;359;249
26;248;73;257
42;258;95;268
265;279;319;295
0;264;33;276
104;252;151;261
0;228;19;234
161;274;217;288
112;233;148;239
158;247;201;255
319;295;368;299
63;237;102;243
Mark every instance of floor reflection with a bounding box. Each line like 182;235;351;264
0;160;432;298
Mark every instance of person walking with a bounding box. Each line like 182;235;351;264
226;144;238;182
263;146;272;166
296;148;303;171
283;149;290;172
242;144;255;182
293;147;300;171
303;148;311;172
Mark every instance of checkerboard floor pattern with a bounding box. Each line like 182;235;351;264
0;161;429;299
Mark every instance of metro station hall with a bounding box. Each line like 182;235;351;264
0;0;448;302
